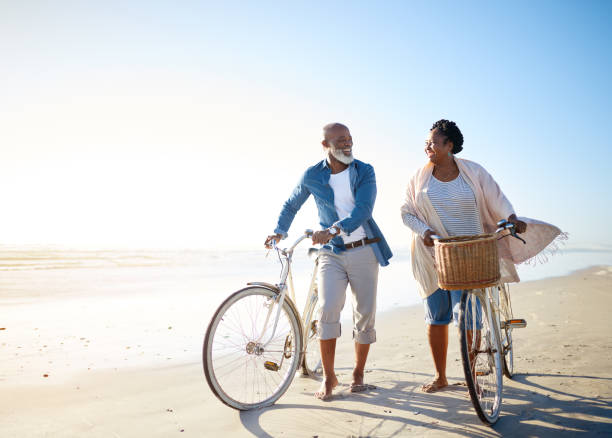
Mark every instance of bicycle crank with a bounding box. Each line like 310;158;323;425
259;335;294;372
263;339;291;372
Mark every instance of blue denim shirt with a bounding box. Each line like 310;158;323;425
274;159;392;266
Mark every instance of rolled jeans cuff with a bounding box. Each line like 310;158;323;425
353;328;376;344
318;321;341;340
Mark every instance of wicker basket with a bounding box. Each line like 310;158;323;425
433;234;500;290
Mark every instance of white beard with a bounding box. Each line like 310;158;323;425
329;147;354;165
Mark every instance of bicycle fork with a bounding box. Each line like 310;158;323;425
243;286;289;373
257;264;300;372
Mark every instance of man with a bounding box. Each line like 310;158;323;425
265;123;392;400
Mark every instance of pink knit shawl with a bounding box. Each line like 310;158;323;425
401;158;565;298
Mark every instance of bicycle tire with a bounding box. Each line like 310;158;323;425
459;289;503;425
498;283;514;378
301;290;322;376
203;286;303;410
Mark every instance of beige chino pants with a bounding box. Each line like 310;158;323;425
316;244;379;344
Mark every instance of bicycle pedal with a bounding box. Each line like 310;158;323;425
501;318;527;329
264;361;279;371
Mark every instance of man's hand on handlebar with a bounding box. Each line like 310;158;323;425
423;229;436;247
312;229;334;245
264;234;283;249
507;214;527;234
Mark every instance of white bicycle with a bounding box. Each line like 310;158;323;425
435;220;527;425
203;230;322;410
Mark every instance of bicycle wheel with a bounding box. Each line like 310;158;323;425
203;286;303;410
498;283;514;378
459;289;503;425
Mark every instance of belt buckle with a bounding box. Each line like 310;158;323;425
347;238;366;250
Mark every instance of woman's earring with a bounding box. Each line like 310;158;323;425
448;152;452;157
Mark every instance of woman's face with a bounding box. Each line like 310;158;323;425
424;129;452;163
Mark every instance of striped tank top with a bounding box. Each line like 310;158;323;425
427;173;483;236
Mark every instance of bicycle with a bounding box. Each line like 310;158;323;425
202;230;323;410
433;219;527;425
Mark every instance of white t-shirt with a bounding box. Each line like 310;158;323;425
328;168;367;243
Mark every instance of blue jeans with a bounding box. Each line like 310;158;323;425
423;288;482;330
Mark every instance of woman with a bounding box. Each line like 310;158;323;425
401;119;563;393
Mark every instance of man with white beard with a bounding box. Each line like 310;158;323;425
265;123;392;400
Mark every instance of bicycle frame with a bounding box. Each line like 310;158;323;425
255;231;317;350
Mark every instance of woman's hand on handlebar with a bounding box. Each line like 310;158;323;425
264;234;283;249
507;214;527;234
423;229;436;247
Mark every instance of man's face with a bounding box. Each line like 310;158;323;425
325;126;354;165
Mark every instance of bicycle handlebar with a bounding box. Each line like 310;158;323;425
429;220;526;244
270;229;315;256
496;219;526;244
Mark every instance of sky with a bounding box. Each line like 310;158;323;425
1;1;611;250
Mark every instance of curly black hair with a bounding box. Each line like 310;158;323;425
431;119;464;154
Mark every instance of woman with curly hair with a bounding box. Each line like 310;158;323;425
401;119;563;392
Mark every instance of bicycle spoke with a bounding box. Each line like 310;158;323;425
223;310;250;337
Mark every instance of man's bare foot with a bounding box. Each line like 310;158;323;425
314;375;338;400
421;377;448;393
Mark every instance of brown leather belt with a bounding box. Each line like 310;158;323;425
344;237;380;250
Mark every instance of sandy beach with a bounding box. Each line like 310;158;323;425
1;265;612;437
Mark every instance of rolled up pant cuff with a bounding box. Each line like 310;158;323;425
318;321;341;340
353;328;376;344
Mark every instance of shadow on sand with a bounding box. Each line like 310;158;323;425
238;369;612;437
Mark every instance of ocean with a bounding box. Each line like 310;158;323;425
1;245;611;382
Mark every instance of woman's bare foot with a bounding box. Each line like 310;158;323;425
314;375;338;400
349;370;375;393
421;377;448;393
